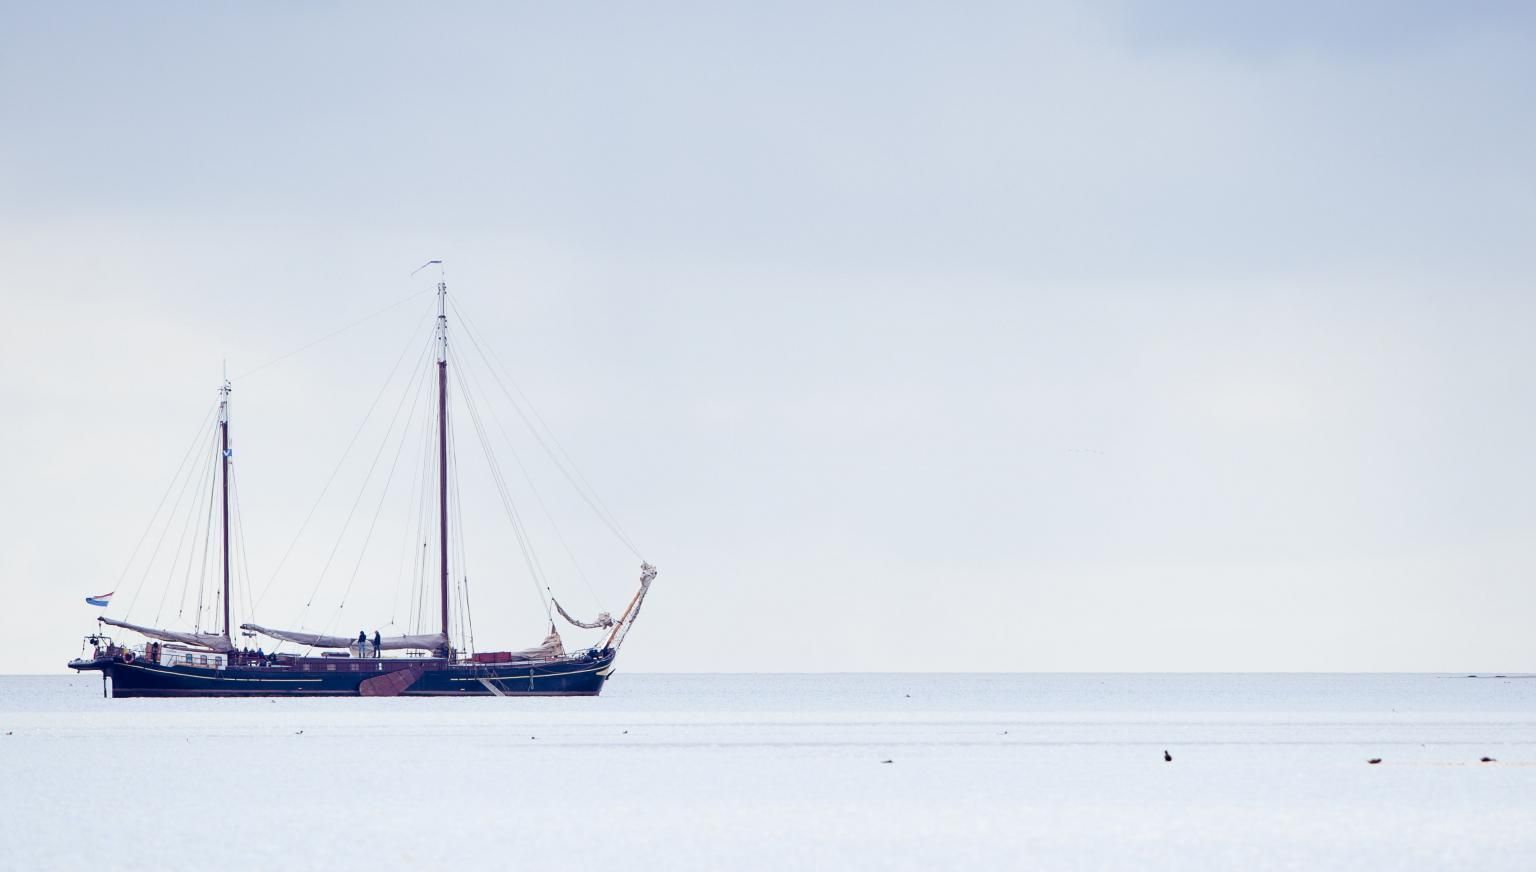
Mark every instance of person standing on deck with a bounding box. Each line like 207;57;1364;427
358;630;367;657
373;631;382;658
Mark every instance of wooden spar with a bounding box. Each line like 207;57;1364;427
601;589;642;649
436;278;450;651
602;565;655;650
220;379;232;643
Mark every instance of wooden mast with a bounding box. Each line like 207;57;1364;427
219;377;232;644
436;273;450;654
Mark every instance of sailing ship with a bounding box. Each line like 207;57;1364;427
69;271;656;697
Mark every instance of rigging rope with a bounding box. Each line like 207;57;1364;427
232;468;257;638
252;304;437;613
452;360;555;623
449;422;476;653
449;297;645;559
407;405;436;637
154;427;218;626
388;387;435;628
289;334;436;653
122;406;218;621
406;384;439;639
456;349;605;611
233;287;437;381
221;284;649;656
188;431;221;630
311;347;434;644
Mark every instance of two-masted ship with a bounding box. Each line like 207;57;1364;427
69;272;656;697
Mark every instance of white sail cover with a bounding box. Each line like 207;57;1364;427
99;617;235;653
505;630;565;661
239;623;447;651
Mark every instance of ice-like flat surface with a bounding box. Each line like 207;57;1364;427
3;673;1535;870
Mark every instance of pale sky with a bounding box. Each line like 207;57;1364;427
3;2;1535;673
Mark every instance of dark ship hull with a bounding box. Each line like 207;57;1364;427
70;651;616;698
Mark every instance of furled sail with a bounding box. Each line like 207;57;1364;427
99;617;235;653
505;629;565;661
240;624;448;651
552;599;614;630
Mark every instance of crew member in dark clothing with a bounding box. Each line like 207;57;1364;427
373;631;383;658
358;630;367;656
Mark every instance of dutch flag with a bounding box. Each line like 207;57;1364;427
85;592;113;607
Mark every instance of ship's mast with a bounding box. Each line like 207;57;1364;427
219;376;232;643
436;272;450;653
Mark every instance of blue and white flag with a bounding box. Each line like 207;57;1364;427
85;591;113;607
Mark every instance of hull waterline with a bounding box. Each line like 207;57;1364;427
71;653;616;698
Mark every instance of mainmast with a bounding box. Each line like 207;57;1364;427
436;272;450;652
219;377;232;643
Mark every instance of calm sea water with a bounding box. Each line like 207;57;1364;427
3;673;1534;871
9;670;1534;713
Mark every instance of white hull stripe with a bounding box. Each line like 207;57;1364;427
449;662;608;682
118;663;324;683
118;661;608;684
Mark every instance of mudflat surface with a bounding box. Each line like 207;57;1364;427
3;673;1534;871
